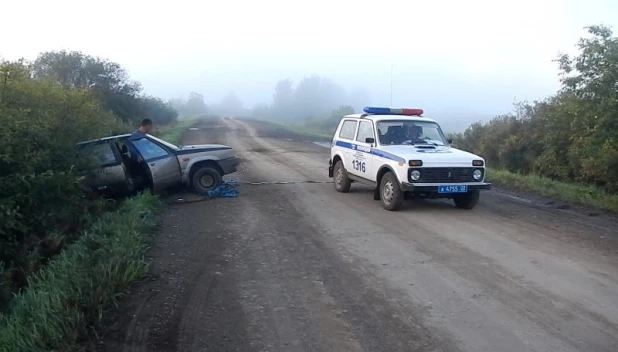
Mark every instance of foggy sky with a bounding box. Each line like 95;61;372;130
2;0;618;119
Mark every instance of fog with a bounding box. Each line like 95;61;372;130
2;0;618;132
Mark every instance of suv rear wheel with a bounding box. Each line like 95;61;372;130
333;161;351;193
453;190;480;209
192;166;223;193
380;172;403;211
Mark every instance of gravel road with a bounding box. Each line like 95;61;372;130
99;117;618;352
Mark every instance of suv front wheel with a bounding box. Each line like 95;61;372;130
380;172;403;211
333;161;351;193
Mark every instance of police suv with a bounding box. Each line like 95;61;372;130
328;107;491;211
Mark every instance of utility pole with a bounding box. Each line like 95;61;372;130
390;63;393;107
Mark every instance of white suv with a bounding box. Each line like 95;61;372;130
328;107;491;211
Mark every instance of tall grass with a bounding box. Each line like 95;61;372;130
0;192;160;352
487;169;618;213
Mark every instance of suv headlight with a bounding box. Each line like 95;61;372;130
473;169;483;180
411;170;421;181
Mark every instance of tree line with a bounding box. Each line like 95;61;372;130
250;74;370;135
32;51;178;125
451;25;618;192
252;75;369;118
0;51;177;310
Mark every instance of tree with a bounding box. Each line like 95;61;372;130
185;92;208;116
140;96;178;125
452;25;618;191
272;79;294;118
293;74;323;118
290;74;347;119
218;92;243;114
556;25;618;187
319;78;347;113
320;105;354;133
169;97;188;115
331;105;355;118
32;50;142;123
0;59;124;293
348;87;371;112
252;103;271;118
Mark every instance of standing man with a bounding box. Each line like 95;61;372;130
131;118;153;139
128;118;153;164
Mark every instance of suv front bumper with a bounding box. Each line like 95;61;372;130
401;182;492;192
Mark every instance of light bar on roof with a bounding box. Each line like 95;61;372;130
363;107;424;116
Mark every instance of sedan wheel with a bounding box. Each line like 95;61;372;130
191;166;223;193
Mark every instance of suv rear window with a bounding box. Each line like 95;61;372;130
339;120;358;140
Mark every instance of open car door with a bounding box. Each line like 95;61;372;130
129;137;181;191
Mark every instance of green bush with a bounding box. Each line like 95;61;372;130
0;192;160;352
0;60;126;309
452;25;618;193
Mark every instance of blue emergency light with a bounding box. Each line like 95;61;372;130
363;107;424;116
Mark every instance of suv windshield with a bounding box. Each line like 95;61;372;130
376;120;448;146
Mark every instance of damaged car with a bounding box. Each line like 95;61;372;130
76;133;239;195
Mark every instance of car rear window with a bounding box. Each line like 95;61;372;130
339;120;358;140
80;143;117;166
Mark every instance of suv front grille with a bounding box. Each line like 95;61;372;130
409;167;481;183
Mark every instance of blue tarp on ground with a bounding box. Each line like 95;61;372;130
203;181;239;198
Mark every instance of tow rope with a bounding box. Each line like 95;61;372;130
225;179;333;185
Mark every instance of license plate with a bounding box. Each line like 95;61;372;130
438;185;468;193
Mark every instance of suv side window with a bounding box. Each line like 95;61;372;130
339;120;358;140
132;138;169;160
356;121;374;143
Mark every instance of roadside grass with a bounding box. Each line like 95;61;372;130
0;192;161;352
155;116;201;145
487;168;618;213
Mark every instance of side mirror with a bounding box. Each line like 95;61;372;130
365;137;375;144
447;138;453;144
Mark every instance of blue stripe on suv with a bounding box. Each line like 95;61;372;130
335;140;405;163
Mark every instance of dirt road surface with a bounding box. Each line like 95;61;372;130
100;117;618;352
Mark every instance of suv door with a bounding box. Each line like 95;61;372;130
353;120;376;181
130;137;181;191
